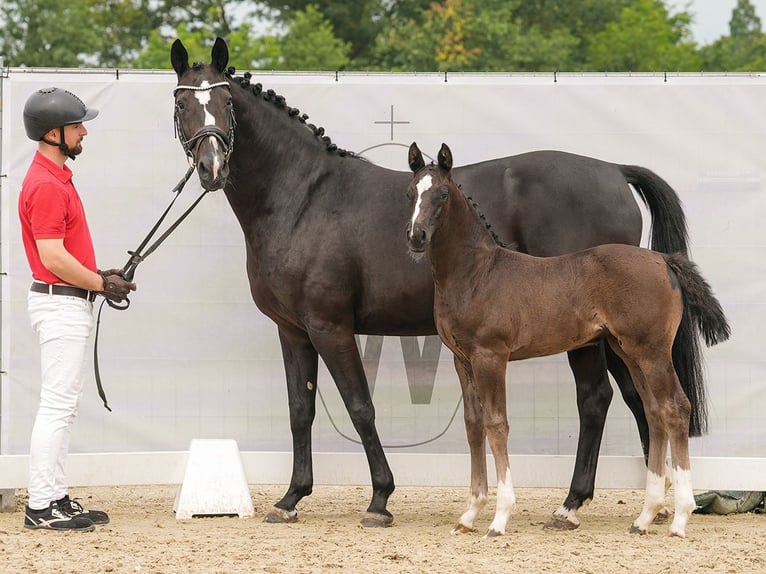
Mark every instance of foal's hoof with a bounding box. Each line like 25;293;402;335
543;516;580;531
450;523;476;535
653;508;673;524
264;507;298;523
484;529;503;538
628;525;648;535
361;511;393;528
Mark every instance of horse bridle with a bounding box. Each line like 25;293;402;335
173;80;235;167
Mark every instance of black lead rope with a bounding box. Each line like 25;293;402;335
93;166;211;411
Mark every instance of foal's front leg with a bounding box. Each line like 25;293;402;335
473;352;516;537
452;356;488;534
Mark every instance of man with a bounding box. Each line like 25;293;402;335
19;87;136;532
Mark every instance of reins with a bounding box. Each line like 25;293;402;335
93;166;210;411
94;79;235;411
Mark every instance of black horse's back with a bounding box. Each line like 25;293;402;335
455;150;643;255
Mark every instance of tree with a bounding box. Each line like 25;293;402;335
0;0;99;67
257;4;351;70
586;0;701;71
511;0;635;69
699;0;766;71
369;0;577;72
253;0;384;64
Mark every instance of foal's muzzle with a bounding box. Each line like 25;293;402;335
406;224;427;253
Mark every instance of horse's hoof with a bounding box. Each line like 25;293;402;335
543;516;580;531
361;512;393;528
668;530;686;539
484;529;503;538
628;525;648;535
653;508;673;524
450;523;476;535
264;507;298;523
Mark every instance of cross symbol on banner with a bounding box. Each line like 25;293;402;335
374;105;410;141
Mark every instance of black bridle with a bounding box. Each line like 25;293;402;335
173;80;235;167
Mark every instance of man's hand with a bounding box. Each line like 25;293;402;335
98;269;136;303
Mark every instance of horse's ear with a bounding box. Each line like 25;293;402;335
437;143;453;172
211;37;229;72
408;142;425;173
171;39;189;77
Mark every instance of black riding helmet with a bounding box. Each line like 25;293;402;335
23;87;98;159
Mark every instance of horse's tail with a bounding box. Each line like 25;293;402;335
620;165;707;435
665;253;731;435
620;165;689;255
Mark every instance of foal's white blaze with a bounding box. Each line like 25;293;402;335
487;467;516;535
670;466;694;537
410;174;433;230
193;80;223;179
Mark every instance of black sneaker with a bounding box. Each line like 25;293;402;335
24;502;95;532
56;495;110;525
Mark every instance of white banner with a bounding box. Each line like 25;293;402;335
1;69;763;465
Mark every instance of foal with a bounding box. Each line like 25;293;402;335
405;143;730;538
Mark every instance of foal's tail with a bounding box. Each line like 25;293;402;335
665;253;731;433
621;165;708;435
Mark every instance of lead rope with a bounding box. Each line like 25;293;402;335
93;166;210;411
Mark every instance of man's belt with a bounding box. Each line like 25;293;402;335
30;282;97;302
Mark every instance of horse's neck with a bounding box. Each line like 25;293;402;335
429;186;498;287
227;93;329;224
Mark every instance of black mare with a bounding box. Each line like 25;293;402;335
170;38;704;529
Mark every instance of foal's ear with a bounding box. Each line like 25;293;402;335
437;143;453;172
171;39;189;77
408;142;426;173
211;37;229;73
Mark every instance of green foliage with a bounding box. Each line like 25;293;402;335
699;0;766;71
586;0;701;71
1;0;765;72
0;0;99;67
257;5;351;70
369;0;577;71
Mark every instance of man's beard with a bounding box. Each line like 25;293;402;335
69;141;83;156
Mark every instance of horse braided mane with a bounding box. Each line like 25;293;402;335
224;66;359;159
463;190;515;250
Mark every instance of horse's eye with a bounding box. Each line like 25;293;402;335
176;101;185;111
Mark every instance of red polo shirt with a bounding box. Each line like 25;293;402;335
18;151;97;284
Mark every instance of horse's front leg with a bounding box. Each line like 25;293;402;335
264;326;320;523
473;352;515;538
308;323;395;527
451;356;488;534
547;345;613;530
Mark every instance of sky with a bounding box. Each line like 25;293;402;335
680;0;766;44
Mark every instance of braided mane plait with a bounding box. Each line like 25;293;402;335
464;193;514;249
225;66;357;158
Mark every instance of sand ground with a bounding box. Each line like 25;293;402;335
0;484;763;574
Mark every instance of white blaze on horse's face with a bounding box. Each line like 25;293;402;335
193;80;222;178
410;173;433;230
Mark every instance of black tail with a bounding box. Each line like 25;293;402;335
620;165;712;435
665;253;731;434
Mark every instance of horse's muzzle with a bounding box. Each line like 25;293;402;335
407;225;427;253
